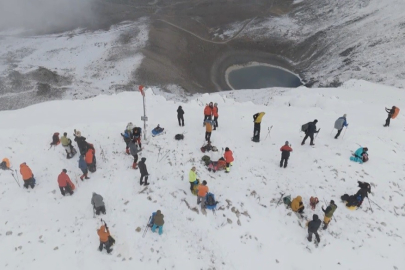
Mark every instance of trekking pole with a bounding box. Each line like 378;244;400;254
158;150;171;163
275;193;285;208
264;126;273;140
367;197;373;213
368;198;384;211
330;128;334;135
142;216;152;238
342;126;348;139
157;147;161;162
10;171;21;187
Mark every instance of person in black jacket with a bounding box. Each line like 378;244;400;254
177;106;184;126
384;106;396;127
73;130;88;155
307;214;321;242
138;157;149;186
301;120;319;146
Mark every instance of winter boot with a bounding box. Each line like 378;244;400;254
301;142;305;145
322;223;328;230
307;236;312;242
80;175;84;181
144;181;150;186
132;162;138;169
85;176;90;179
126;148;130;155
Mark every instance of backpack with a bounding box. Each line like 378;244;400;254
175;134;184;140
201;155;211;166
301;123;309;132
283;195;292;206
392;107;400;119
200;147;206;153
206;193;217;208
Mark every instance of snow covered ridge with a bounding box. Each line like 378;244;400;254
1;81;405;270
0;19;149;110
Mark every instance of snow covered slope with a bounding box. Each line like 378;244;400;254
1;80;405;270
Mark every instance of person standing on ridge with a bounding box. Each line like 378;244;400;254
224;147;234;173
97;224;113;253
57;169;74;196
301;120;319;146
138;157;149;186
197;180;209;209
61;132;76;158
20;162;35;189
177;106;185;126
252;112;265;142
213;103;219;130
203;102;213;126
322;200;337;230
384;106;399;127
334;114;348;139
205;120;213;142
307;214;321;243
280;141;293;168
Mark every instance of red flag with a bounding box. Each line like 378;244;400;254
139;85;145;96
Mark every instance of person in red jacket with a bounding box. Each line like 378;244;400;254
213;103;219;130
280;141;293;168
203;102;213;126
57;169;74;196
223;147;234;173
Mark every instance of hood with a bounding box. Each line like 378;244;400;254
20;163;26;169
141;157;146;162
297;196;302;201
313;214;319;221
156;210;161;215
92;192;96;197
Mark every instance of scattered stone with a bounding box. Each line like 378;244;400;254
6;231;12;236
237;219;241;226
227;218;232;224
151;248;154;252
18;232;23;236
124;201;129;205
117;253;121;257
18;246;22;250
129;257;132;260
276;259;279;263
54;247;58;250
135;227;142;232
381;222;387;226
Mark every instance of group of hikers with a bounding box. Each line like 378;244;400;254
0;100;398;252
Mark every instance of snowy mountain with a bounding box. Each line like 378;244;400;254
1;80;404;270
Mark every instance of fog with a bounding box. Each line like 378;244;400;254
0;0;97;34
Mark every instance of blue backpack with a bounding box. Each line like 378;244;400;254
205;193;218;210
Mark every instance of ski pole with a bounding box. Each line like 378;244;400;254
157;147;161;162
142;216;152;238
368;198;384;211
10;171;21;187
342;126;348;139
275;193;284;208
158;150;171;163
367;197;373;213
330;128;334;135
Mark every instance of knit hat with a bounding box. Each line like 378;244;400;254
225;147;229;151
76;131;81;137
62;169;67;173
202;180;207;185
314;119;318;123
330;200;335;204
343;114;347;118
285;141;289;145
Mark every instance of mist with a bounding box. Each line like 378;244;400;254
0;0;98;34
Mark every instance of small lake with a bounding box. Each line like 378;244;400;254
226;63;302;89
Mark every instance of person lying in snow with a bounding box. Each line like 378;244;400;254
350;147;368;164
153;125;164;133
207;157;227;172
341;181;371;208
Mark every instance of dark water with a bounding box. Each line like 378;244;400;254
227;65;302;89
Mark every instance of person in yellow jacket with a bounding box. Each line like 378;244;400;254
252;112;265;142
189;167;199;193
290;196;305;213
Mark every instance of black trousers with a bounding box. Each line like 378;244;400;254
204;115;212;125
23;178;35;189
132;154;138;163
178;115;184;126
253;123;261;140
280;157;289;168
94;205;106;215
99;241;112;253
335;128;343;138
213;116;218;129
140;175;148;185
385;115;391;126
302;134;314;144
308;230;320;242
59;185;73;196
205;132;211;142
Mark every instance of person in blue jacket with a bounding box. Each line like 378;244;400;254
79;155;89;180
350;147;368;164
334;114;348;139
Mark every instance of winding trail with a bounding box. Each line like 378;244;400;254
157;17;257;45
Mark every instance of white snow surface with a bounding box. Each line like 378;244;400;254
1;80;405;270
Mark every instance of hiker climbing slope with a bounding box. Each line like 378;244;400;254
301;120;319;146
20;163;35;189
384;106;399;127
334;114;348;139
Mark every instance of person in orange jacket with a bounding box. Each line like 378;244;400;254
0;158;11;170
205;120;213;141
213;103;219;130
57;169;74;196
280;141;293;168
224;147;234;173
203;102;213;126
197;180;209;209
85;145;96;172
20;163;35;189
98;224;113;253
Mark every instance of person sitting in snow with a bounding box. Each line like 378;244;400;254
50;132;60;148
121;122;134;155
151;210;165;236
307;214;321;243
153;125;164;134
350;147;368;164
92;192;106;215
341;181;371;208
0;158;10;170
290;196;305;213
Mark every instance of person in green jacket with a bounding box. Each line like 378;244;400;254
61;132;76;159
189;167;199;193
322;200;337;230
